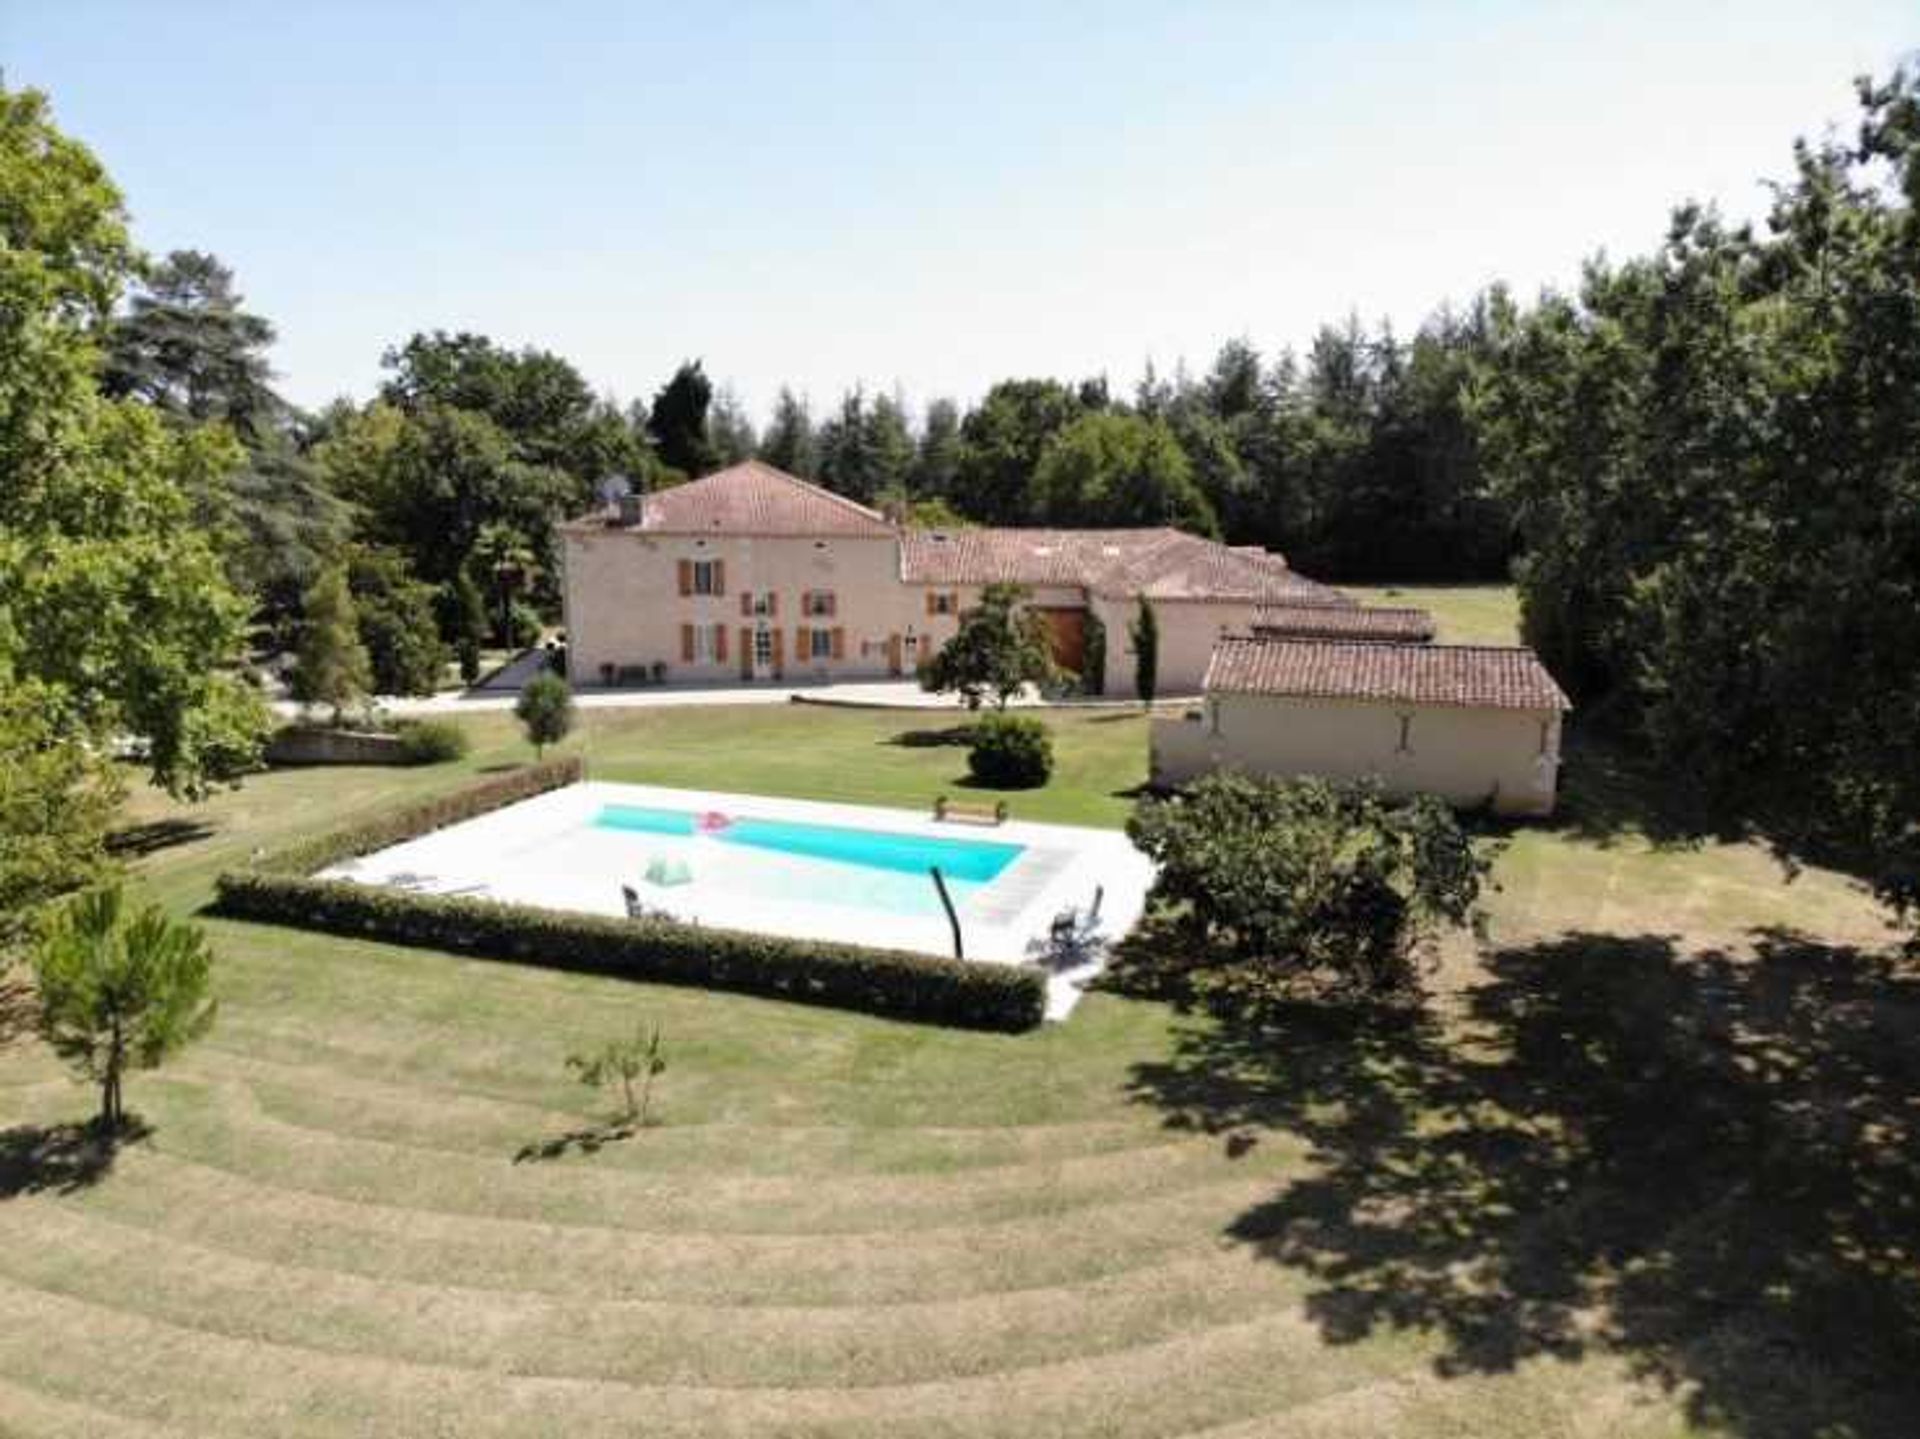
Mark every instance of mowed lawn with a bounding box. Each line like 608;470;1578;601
2;647;1917;1435
1340;582;1522;645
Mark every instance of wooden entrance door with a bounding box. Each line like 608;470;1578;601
1033;607;1087;676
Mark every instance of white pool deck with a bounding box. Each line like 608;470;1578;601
319;782;1154;1020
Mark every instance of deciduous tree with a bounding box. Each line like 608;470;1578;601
1125;775;1486;1008
0;85;268;799
0;680;121;964
920;582;1060;709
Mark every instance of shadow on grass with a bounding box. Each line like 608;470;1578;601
1127;930;1920;1438
883;725;977;749
1549;731;1730;850
106;817;218;857
513;1119;642;1163
0;1118;149;1199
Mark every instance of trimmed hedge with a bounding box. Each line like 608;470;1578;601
218;756;1046;1032
259;756;585;876
215;873;1044;1031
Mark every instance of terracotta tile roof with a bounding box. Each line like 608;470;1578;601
900;527;1352;606
1205;637;1570;711
1251;604;1437;643
901;527;1167;587
565;460;895;537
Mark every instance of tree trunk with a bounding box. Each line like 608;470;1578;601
101;1021;123;1131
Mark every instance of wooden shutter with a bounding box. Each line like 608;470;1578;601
887;635;902;675
715;624;729;663
768;591;779;617
925;591;936;616
713;560;726;595
830;627;845;660
677;560;693;596
740;591;752;617
823;592;837;618
771;627;784;679
739;627;753;678
796;626;811;662
680;623;694;662
800;589;812;616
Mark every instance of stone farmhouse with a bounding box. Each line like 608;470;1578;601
559;459;1570;814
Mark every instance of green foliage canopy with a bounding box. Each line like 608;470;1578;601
1474;68;1920;927
0;680;121;963
290;564;371;717
919;582;1061;710
515;672;575;757
1033;411;1218;535
966;713;1054;789
0;85;269;799
1126;774;1487;1008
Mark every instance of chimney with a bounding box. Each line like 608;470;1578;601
617;492;643;527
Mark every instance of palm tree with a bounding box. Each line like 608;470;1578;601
471;522;541;647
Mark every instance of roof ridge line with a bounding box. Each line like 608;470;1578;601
741;459;890;524
1226;635;1545;655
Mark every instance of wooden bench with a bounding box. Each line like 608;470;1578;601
933;795;1009;826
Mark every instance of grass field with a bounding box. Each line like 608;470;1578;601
2;610;1916;1436
1341;583;1522;646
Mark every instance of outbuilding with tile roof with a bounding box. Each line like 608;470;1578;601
1153;635;1570;815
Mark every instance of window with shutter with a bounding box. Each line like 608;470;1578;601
830;627;845;660
715;625;729;663
795;626;811;661
712;560;726;595
680;623;694;662
740;592;752;617
677;560;693;596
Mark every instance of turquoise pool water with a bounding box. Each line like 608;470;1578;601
592;803;1024;915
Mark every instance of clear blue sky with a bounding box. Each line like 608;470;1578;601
7;2;1914;420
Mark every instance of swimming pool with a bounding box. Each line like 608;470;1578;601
594;803;1024;916
320;781;1156;1019
597;804;1022;880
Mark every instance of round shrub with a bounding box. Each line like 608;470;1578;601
966;714;1053;789
395;719;470;765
